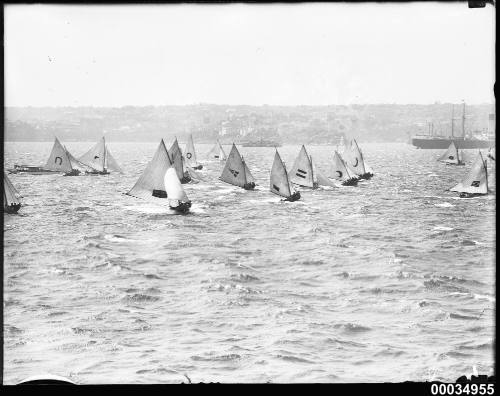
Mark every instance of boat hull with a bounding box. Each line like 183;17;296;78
411;138;494;149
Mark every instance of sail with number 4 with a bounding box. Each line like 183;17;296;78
450;151;488;195
208;140;227;161
44;137;74;173
126;139;173;201
79;137;122;173
4;172;22;212
438;142;462;164
184;134;200;168
220;144;253;188
270;150;296;198
288;145;316;188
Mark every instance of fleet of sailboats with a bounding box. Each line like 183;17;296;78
438;142;465;165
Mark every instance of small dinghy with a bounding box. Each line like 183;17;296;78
169;138;191;184
270;150;300;201
450;151;489;198
164;167;192;213
4;171;22;213
329;151;358;186
220;144;256;190
438;142;465;165
288;145;318;189
126;139;173;201
184;134;203;170
207;140;227;161
343;139;373;180
78;137;122;175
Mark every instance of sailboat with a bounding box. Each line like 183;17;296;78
126;139;173;200
168;138;191;184
184;134;203;170
270;150;300;201
343;139;373;179
310;155;338;188
449;151;488;198
438;142;465;165
220;143;256;190
329;151;358;186
78;137;122;175
9;137;79;175
288;145;318;189
164;167;192;213
4;172;22;213
207;140;227;161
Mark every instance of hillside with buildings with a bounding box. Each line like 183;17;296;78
4;103;494;143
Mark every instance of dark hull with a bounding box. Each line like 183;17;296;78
411;138;494;149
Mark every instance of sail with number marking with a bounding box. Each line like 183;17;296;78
329;151;355;182
438;142;461;164
450;151;488;195
126;139;172;201
220;144;248;188
184;135;200;168
44;137;73;172
270;150;295;198
343;139;367;176
288;145;315;188
78;137;106;172
208;140;227;161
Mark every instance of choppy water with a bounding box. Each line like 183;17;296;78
3;142;495;384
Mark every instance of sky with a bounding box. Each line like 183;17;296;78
3;2;496;107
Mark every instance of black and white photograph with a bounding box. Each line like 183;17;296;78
2;1;495;385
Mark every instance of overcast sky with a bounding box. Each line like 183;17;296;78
4;3;495;107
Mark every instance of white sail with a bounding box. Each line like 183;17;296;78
78;137;106;172
127;139;172;200
4;172;22;210
329;151;355;182
270;150;293;198
243;158;255;184
288;145;315;188
64;146;97;173
184;134;199;168
207;140;227;161
343;139;367;176
164;167;190;203
438;142;461;164
44;137;73;172
220;144;247;188
450;151;488;195
168;138;185;181
311;157;337;187
105;147;122;173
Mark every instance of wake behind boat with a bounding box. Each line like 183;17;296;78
449;151;489;198
220;143;256;190
270;150;300;201
4;171;22;213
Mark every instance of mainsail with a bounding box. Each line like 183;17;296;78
44;137;73;172
4;172;22;207
78;137;106;172
330;151;355;182
168;138;185;181
450;151;488;195
270;150;294;198
343;139;367;176
184;134;200;168
126;139;172;200
288;145;316;188
164;167;190;204
438;142;461;164
220;144;248;188
208;140;227;161
311;156;337;187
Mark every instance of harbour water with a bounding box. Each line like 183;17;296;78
3;142;496;383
